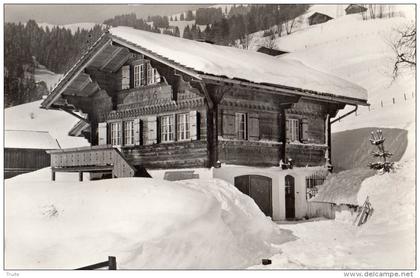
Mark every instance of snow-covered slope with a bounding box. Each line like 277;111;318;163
5;169;294;269
5;100;88;148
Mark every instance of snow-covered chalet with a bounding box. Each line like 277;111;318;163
41;27;368;220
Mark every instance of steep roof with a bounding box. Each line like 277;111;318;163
41;27;368;110
5;130;60;150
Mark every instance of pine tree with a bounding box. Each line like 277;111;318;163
368;130;394;172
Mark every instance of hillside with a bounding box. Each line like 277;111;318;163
332;127;407;172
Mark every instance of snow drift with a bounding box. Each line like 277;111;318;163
5;169;294;269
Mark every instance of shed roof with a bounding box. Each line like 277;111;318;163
5;130;60;150
310;168;375;206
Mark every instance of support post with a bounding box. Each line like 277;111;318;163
79;172;83;182
108;256;117;270
52;169;56;181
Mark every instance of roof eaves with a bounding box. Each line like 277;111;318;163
40;32;112;110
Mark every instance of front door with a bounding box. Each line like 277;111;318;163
234;175;272;217
285;175;295;219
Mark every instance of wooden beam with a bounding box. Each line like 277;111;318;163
196;81;214;109
60;107;90;124
100;47;124;71
107;48;131;72
202;75;368;106
41;36;112;109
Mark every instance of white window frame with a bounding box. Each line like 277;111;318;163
177;113;190;141
288;118;300;142
236;112;248;140
160;115;175;143
124;120;134;146
111;122;122;146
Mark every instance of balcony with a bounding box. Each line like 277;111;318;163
47;145;137;181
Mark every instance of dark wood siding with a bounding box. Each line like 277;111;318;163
218;141;282;167
5;148;51;178
122;140;208;169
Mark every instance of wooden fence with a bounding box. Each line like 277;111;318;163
76;256;117;270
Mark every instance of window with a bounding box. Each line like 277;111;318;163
236;113;247;140
287;119;300;142
177;113;190;141
133;64;145;87
111;122;122;146
124;120;134;145
160;115;175;142
306;171;328;200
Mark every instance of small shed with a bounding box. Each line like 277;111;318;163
345;4;367;15
257;46;289;57
5;130;60;178
308;12;333;26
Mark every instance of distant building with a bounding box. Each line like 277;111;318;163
345;4;368;15
5;130;59;178
257;46;289;57
308;12;333;26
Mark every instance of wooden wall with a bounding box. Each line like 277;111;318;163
285;99;329;167
123;140;208;169
5;148;50;179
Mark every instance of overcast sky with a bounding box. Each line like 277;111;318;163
5;4;210;24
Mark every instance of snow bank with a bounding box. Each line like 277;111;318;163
5;168;293;269
5;100;89;148
109;26;367;101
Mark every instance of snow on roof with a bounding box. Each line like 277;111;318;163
109;26;367;101
5;130;60;150
311;168;375;206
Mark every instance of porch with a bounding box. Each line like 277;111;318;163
47;145;138;181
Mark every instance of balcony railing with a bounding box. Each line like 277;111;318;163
47;145;136;178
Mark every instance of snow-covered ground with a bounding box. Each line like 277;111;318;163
5;169;294;269
34;65;63;90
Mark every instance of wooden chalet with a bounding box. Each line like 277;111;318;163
345;4;368;15
308;12;333;26
41;27;368;220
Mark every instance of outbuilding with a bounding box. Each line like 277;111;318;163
5;130;59;178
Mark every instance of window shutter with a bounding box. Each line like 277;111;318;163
301;118;309;142
248;113;259;141
235;113;241;139
190;111;198;140
146;116;157;145
222;110;236;137
121;65;130;90
134;118;141;145
286;119;291;142
98;122;107;145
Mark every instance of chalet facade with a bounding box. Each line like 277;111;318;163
41;27;367;220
